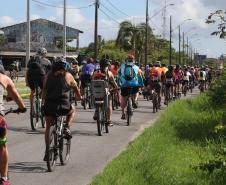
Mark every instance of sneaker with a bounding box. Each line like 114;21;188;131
107;121;114;127
121;113;126;120
64;125;72;140
0;179;10;185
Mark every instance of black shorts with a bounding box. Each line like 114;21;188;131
81;74;92;89
121;87;139;97
43;101;72;117
27;76;44;91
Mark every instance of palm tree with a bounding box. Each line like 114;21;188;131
116;21;154;64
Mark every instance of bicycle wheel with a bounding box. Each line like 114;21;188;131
97;105;104;136
59;119;71;165
46;125;57;172
30;100;39;131
127;98;132;126
104;110;109;134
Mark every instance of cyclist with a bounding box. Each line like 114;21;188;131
92;58;119;125
198;67;206;92
182;68;191;95
149;63;161;108
0;73;26;185
118;54;144;120
164;65;174;104
80;58;95;105
69;58;80;88
26;47;51;105
173;64;183;97
42;56;81;160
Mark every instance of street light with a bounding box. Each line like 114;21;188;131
169;17;192;65
149;3;174;20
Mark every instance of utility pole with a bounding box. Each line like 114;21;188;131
63;0;67;57
178;25;181;65
26;0;30;69
94;0;99;60
145;0;149;66
169;15;172;65
162;0;167;39
186;37;189;65
182;32;185;65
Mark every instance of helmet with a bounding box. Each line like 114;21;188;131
87;57;94;64
176;64;180;69
99;58;110;69
52;56;68;70
37;47;47;56
168;65;173;71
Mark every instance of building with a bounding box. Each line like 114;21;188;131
0;18;83;68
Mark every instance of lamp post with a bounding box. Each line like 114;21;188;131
63;0;67;57
169;15;172;65
145;0;149;66
94;0;99;60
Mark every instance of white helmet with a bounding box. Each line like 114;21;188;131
37;47;47;56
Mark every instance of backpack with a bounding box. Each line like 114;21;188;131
200;71;204;78
27;57;45;77
165;71;173;79
124;64;136;81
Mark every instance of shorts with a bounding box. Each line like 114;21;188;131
174;79;181;85
81;74;92;89
43;101;72;117
121;87;139;97
166;82;174;88
0;117;7;145
27;76;44;91
182;80;189;86
150;81;161;93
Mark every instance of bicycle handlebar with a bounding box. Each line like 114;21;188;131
4;107;27;115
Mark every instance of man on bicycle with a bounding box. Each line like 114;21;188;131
92;57;119;125
118;54;144;120
0;72;26;185
80;58;95;105
26;47;51;105
42;56;81;160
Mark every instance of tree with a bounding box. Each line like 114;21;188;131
206;10;226;38
0;35;6;46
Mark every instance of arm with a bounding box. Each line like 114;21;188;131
66;72;81;101
5;76;26;110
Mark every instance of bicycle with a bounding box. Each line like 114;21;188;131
111;89;119;110
92;80;109;136
30;84;45;131
126;87;134;126
83;83;92;110
46;115;71;172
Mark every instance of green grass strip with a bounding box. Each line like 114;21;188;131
91;94;226;185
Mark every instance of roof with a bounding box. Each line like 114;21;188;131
0;18;83;34
0;51;78;58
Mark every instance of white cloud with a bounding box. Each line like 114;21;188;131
31;14;41;20
0;16;15;27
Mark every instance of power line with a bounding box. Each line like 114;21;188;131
99;8;120;24
31;0;94;9
100;1;120;18
104;0;129;17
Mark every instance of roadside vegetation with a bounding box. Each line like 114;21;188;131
91;73;226;185
15;81;30;98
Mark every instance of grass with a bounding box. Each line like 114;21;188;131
14;81;30;99
91;93;226;185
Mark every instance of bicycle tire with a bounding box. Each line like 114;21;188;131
97;105;104;136
127;98;132;126
30;101;39;131
46;125;57;172
104;110;109;133
59;118;71;165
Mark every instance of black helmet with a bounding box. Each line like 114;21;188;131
99;58;110;69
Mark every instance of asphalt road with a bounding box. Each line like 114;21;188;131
5;89;199;185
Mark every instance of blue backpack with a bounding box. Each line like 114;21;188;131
124;64;136;81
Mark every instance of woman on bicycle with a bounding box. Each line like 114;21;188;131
42;56;81;160
92;57;119;126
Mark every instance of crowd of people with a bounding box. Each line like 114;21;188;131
0;47;220;185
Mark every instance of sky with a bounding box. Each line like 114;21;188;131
0;0;226;58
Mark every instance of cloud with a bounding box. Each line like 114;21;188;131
0;16;15;27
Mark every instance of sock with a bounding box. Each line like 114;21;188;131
1;177;8;181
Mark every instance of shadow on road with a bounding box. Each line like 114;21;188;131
8;126;44;135
9;162;46;173
71;130;98;137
